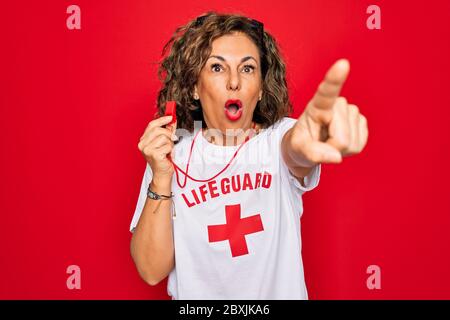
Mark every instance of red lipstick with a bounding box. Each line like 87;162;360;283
224;99;243;121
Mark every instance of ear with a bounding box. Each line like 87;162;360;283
258;89;263;101
193;85;199;100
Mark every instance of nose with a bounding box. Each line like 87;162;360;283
227;69;241;91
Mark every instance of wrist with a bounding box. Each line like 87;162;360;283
283;128;315;169
150;175;172;190
147;185;173;200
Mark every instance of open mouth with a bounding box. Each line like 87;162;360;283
224;99;243;121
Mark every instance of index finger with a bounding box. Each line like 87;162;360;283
311;59;350;110
140;115;173;139
151;115;174;129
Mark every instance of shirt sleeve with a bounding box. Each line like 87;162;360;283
129;163;153;233
276;117;321;194
287;163;321;193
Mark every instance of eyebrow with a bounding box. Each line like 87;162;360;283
208;55;258;64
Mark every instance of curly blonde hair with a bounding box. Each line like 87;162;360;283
156;12;292;132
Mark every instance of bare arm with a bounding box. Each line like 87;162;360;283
131;114;178;286
130;176;174;286
281;127;313;186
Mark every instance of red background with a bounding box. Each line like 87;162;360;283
1;0;449;299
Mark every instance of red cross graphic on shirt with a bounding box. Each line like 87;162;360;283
207;204;264;257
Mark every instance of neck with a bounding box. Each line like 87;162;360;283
203;122;257;146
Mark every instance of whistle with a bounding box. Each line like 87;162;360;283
165;101;177;126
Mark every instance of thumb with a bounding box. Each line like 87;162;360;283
171;121;178;141
302;140;343;164
164;100;178;140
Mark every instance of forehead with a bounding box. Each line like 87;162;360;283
210;32;260;62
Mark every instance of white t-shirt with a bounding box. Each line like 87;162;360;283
130;116;321;300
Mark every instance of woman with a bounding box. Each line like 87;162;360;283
130;12;368;300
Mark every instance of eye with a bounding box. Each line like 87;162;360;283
211;63;223;73
242;65;256;73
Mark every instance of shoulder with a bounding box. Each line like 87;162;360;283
263;116;297;140
262;116;297;133
272;116;297;129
